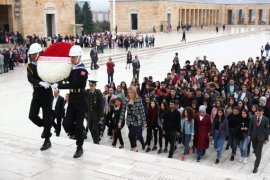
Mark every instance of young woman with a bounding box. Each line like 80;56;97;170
126;51;132;69
111;97;124;149
212;108;228;164
120;81;128;97
119;85;146;152
180;107;195;161
145;100;159;152
157;101;168;154
238;109;250;164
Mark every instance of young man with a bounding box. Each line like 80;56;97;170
52;45;88;158
248;107;269;173
163;100;181;158
27;43;53;151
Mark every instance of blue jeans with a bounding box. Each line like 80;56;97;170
181;134;191;156
240;135;249;157
214;130;225;159
196;150;206;158
229;128;238;155
108;73;113;84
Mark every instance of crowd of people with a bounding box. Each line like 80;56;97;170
44;47;270;174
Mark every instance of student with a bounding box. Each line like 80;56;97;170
212;108;228;164
180;107;195;161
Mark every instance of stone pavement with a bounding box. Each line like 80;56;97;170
1;26;270;179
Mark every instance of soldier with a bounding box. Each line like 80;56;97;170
86;80;104;144
27;43;53;151
52;45;88;158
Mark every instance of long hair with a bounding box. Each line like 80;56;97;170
128;85;138;99
214;107;225;122
184;107;195;122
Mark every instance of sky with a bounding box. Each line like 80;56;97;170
78;0;110;11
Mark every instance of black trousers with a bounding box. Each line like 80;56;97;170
128;126;140;148
252;137;264;169
66;102;85;147
90;129;100;144
28;98;52;139
4;63;8;73
133;70;139;81
166;131;176;155
51;111;62;135
146;126;158;147
112;128;124;146
158;127;168;149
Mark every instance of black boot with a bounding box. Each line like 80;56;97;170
73;146;83;158
40;138;51;151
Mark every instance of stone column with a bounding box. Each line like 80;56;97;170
255;9;259;25
113;0;116;31
205;9;207;26
189;9;191;24
266;9;270;25
199;9;202;26
244;9;248;25
208;9;210;26
197;9;200;26
233;10;238;25
193;9;196;26
184;9;186;25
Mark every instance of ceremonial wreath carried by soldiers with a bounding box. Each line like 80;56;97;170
27;42;103;158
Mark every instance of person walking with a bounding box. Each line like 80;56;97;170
132;55;140;82
227;107;241;161
27;43;53;151
126;51;132;69
238;109;250;164
111;97;125;149
181;30;186;42
0;51;4;74
212;108;228;164
52;45;88;158
51;89;65;136
106;57;115;84
86;80;104;144
248;107;269;173
194;105;212;162
180;107;195;161
119;85;146;152
163;100;181;158
90;47;98;70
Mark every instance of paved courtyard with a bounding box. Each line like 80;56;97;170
0;26;270;179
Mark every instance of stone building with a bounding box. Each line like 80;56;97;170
109;0;270;33
92;11;109;22
0;0;75;37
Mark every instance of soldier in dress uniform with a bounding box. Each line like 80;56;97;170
86;80;104;144
52;45;88;158
27;43;53;151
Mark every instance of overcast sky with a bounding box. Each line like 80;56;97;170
89;0;109;11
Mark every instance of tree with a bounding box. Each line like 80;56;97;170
82;2;94;34
75;3;83;24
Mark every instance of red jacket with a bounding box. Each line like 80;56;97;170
106;62;115;74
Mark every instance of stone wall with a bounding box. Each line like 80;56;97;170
110;0;270;33
0;0;75;37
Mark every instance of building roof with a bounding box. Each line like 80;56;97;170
112;0;270;4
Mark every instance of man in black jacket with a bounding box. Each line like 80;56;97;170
90;47;98;70
132;55;140;82
52;45;88;158
27;43;53;151
227;107;242;161
163;100;181;158
248;107;269;173
51;89;65;136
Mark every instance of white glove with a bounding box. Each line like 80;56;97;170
39;81;50;89
51;83;58;89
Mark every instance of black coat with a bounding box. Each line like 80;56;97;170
163;109;181;132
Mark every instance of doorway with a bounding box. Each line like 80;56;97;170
227;10;233;25
131;13;138;30
167;13;171;25
46;14;55;37
0;5;11;32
